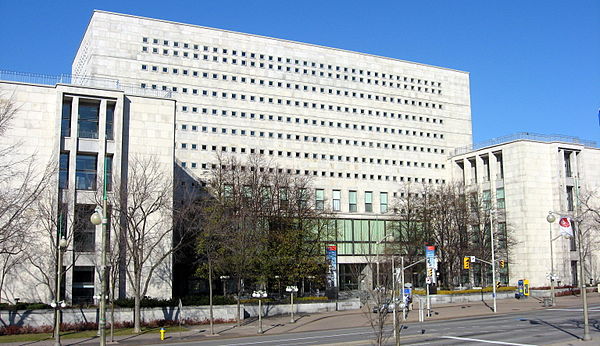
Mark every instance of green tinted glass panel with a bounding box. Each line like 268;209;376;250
349;191;357;203
496;188;505;199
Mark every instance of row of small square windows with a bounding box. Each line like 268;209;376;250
180;160;445;184
141;64;443;109
140;49;442;97
140;82;445;125
178;107;446;142
178;141;445;169
142;37;442;87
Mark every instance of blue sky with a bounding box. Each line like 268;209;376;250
1;0;598;144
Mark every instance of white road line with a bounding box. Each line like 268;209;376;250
440;336;536;346
547;308;600;312
223;331;368;345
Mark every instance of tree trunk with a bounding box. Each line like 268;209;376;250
208;259;214;335
134;273;142;333
236;277;241;326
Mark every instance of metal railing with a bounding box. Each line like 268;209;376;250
451;132;597;157
0;70;172;98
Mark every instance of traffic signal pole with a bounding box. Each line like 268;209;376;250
467;256;497;313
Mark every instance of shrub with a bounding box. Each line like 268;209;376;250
0;302;52;311
112;295;236;308
412;286;516;295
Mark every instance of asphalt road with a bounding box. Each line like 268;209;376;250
160;306;600;346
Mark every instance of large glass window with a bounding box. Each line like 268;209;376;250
74;204;96;252
61;99;71;137
364;191;373;212
279;187;288;209
564;152;572;178
349;191;357;212
496;188;505;209
78;101;100;139
72;266;95;305
315;189;324;210
332;190;341;211
482;190;491;210
105;156;113;191
566;186;574;211
59;153;69;189
106;102;115;140
380;192;388;213
76;154;97;190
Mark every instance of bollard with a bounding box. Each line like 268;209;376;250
160;327;166;341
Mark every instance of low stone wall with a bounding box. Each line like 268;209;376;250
0;299;361;328
414;290;516;305
244;299;361;318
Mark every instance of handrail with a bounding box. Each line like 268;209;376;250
451;132;596;156
0;70;172;98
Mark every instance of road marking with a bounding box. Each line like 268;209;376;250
222;331;368;345
440;336;536;345
547;308;600;312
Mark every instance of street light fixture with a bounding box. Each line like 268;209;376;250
285;285;298;323
220;275;230;297
252;290;267;333
489;210;497;313
53;237;68;346
91;204;107;346
546;212;557;306
547;210;591;341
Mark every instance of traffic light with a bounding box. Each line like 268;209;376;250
463;256;471;269
499;260;505;268
496;281;501;289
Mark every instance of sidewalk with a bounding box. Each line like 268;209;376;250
4;293;600;345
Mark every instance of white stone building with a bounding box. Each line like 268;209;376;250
71;10;473;293
0;78;175;304
2;10;599;304
450;134;600;287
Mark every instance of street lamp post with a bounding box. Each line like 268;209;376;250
285;285;298;323
252;290;267;333
90;157;109;346
548;209;591;341
52;237;68;346
546;212;557;306
220;275;230;297
489;210;497;313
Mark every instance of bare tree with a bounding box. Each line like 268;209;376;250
0;93;55;303
20;190;80;304
110;155;177;333
576;188;600;282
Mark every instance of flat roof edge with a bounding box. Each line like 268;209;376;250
92;9;469;75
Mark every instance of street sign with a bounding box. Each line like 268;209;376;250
425;277;432;284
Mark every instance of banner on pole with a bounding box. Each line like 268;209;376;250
326;245;338;288
425;245;437;284
559;217;574;238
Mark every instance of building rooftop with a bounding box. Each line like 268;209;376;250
87;10;469;75
451;132;597;157
0;70;172;99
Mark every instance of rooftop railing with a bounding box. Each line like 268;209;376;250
451;132;597;157
0;70;172;98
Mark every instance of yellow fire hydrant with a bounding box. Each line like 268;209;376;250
160;327;166;340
